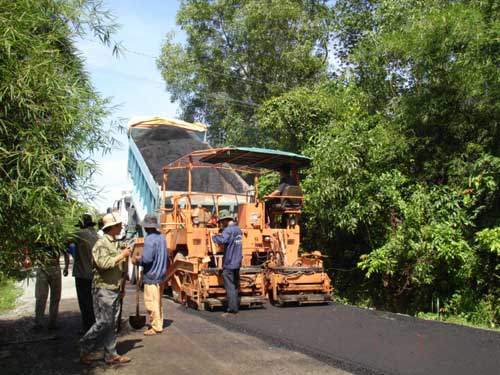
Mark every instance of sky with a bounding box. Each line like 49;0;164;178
76;0;182;212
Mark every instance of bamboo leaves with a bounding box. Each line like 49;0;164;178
0;0;118;276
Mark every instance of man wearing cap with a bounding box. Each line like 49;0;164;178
73;214;98;333
212;210;242;315
132;214;168;335
80;213;131;365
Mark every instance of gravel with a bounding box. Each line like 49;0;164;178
132;126;247;194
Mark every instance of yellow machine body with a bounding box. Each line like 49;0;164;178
152;147;331;310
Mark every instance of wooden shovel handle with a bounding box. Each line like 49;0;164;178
136;264;141;316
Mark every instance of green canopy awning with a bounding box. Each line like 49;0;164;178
199;147;311;170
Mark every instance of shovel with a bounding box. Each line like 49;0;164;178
129;265;146;329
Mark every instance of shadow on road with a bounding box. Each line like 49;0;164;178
162;318;173;329
0;299;142;375
118;338;143;353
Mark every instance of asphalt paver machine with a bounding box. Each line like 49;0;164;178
161;147;331;310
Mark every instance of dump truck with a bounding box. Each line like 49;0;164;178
160;147;332;310
125;116;248;230
126;117;248;282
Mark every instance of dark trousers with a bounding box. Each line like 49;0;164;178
75;278;95;331
80;288;120;360
265;199;280;224
222;268;240;313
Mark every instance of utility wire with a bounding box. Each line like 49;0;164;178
80;38;260;107
84;38;265;86
121;44;267;87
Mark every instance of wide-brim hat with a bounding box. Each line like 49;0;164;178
101;213;122;230
217;209;233;222
142;213;159;229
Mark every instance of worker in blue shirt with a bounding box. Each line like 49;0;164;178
212;209;242;315
132;214;168;335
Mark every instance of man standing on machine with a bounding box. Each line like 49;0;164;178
212;210;242;316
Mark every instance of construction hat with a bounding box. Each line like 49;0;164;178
101;213;122;230
217;209;233;222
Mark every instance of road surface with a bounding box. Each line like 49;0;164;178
2;261;499;375
0;263;350;375
195;302;500;375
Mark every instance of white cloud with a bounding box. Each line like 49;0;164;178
96;157;128;182
77;39;119;70
76;0;182;213
91;152;131;212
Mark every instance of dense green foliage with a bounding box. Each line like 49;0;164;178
257;84;336;153
306;0;499;324
0;0;118;277
161;0;500;326
157;0;333;145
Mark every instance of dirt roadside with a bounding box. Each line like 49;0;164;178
0;270;350;375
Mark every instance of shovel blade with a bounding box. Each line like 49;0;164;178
129;315;146;330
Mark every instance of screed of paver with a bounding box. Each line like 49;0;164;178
91;300;350;375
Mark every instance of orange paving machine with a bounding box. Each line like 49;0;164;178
157;147;331;310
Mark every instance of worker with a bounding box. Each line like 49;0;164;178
269;165;295;198
33;243;70;331
132;214;168;335
212;210;242;316
266;165;295;226
80;213;131;365
73;214;98;333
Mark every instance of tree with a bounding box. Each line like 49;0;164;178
327;0;499;319
347;0;500;179
0;0;119;276
333;0;379;62
257;0;499;323
157;0;334;146
342;0;500;315
256;83;335;153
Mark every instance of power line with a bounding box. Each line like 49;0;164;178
120;44;266;87
80;38;260;107
82;37;267;87
121;45;157;59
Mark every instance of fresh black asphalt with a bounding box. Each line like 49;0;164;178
189;302;500;375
